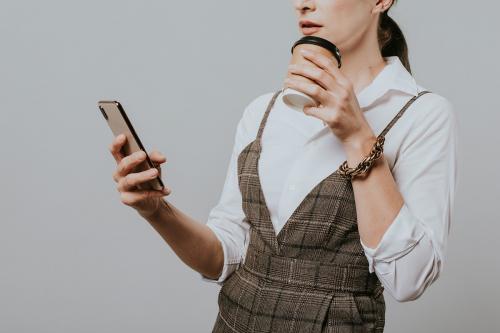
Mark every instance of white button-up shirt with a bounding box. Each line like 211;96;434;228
201;56;459;302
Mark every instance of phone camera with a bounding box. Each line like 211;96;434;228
99;106;108;120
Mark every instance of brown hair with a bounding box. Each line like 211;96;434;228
377;2;411;74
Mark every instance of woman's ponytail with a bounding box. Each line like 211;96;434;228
377;3;411;74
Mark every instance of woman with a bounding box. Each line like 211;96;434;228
108;0;458;331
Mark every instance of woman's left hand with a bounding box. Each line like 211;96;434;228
284;48;376;148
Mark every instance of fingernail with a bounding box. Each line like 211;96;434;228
300;49;311;55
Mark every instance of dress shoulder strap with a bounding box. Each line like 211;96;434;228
256;89;282;141
378;90;432;137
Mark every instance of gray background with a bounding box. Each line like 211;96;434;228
0;1;498;332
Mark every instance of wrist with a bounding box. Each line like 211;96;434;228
138;199;169;222
343;133;378;168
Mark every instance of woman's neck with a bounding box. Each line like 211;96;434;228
339;40;388;95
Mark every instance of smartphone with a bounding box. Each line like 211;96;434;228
98;100;164;191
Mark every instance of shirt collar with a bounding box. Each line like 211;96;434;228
356;56;419;109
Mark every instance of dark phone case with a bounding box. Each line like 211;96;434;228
98;101;164;191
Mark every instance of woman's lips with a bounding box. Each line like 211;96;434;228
301;26;322;35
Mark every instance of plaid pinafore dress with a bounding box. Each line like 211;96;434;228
211;89;431;332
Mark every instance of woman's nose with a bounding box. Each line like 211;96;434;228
294;0;316;12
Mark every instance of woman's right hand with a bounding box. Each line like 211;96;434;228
109;133;171;217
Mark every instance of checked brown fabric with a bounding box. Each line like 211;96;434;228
211;89;431;333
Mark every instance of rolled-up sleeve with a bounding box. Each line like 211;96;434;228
200;94;269;285
361;94;459;302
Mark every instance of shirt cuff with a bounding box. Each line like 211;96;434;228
199;223;241;285
360;203;426;273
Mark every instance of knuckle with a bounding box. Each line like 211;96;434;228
340;90;349;102
327;114;340;126
132;156;141;164
344;81;353;91
120;156;134;173
136;151;146;160
312;85;322;95
119;176;129;189
120;193;132;205
148;169;158;179
318;71;328;82
117;161;126;175
124;174;135;187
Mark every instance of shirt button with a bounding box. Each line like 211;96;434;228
289;184;296;191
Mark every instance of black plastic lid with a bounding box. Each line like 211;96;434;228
291;36;342;68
